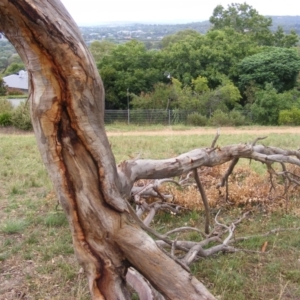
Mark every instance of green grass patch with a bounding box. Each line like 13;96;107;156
0;219;28;234
44;212;68;227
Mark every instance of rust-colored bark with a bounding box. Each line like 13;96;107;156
0;1;215;299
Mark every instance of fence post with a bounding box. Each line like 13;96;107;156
168;110;171;125
127;109;130;124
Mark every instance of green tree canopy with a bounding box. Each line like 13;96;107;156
239;47;300;92
131;75;241;114
98;40;163;109
89;40;116;63
273;27;299;48
192;76;209;94
160;29;202;49
4;62;25;75
251;84;300;125
7;53;22;65
209;2;273;45
209;3;299;47
131;82;176;110
161;27;260;88
0;77;7;95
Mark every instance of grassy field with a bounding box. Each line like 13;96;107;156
1;127;300;299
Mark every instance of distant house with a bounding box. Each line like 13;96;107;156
3;70;28;93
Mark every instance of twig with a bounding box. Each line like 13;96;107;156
232;227;300;243
232;211;250;225
165;227;206;238
214;210;236;245
211;128;220;148
171;238;177;257
217;158;239;188
251;136;267;147
223;223;235;245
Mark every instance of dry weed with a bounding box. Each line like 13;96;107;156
145;163;300;212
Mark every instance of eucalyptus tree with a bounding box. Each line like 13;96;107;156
0;1;215;299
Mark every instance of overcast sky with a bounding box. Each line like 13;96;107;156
60;0;300;25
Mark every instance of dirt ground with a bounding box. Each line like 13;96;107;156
106;126;300;136
2;126;300;136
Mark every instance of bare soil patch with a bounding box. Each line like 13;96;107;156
2;126;300;137
106;126;300;136
0;126;33;135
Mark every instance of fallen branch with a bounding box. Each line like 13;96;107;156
193;168;211;234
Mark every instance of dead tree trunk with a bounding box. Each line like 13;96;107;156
0;1;215;299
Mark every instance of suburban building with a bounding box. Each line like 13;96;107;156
3;70;28;93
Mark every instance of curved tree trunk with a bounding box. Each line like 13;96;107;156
0;1;215;299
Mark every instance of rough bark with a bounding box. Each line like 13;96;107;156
0;1;215;299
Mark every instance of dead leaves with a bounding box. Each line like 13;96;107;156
149;163;300;211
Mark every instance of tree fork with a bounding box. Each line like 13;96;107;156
0;1;215;299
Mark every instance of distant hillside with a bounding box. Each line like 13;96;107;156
79;20;212;45
80;16;300;45
270;16;300;34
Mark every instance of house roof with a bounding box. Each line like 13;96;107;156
3;70;28;90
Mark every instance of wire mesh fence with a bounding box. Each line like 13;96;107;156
105;109;200;125
104;109;252;125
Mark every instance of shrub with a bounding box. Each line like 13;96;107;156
11;102;32;130
0;97;13;113
7;94;28;99
0;112;12;126
228;110;247;126
186;112;207;126
250;84;296;125
7;89;26;96
279;107;300;125
209;109;248;127
209;109;232;126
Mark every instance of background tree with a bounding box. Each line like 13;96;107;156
250;84;300;124
273;27;299;47
98;40;163;108
4;62;25;75
89;40;116;63
0;56;8;71
239;47;300;93
0;77;7;95
132;75;241;114
131;82;176;109
160;29;201;49
160;28;258;89
192;75;210;94
209;2;273;45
